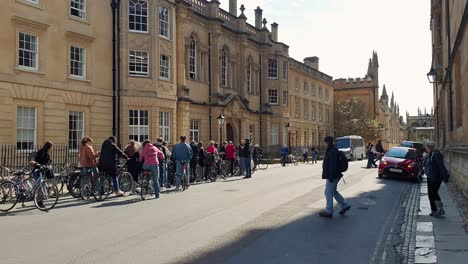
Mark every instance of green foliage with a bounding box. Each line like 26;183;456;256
334;98;380;140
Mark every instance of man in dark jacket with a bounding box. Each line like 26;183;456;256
421;141;449;217
189;140;199;183
239;139;252;179
319;136;351;218
98;136;127;196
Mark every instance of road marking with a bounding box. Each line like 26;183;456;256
415;177;437;264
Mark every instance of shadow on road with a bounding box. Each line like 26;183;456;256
168;178;417;264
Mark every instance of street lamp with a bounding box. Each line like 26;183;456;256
427;67;437;83
286;122;292;148
217;112;225;143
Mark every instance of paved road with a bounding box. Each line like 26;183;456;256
0;160;415;264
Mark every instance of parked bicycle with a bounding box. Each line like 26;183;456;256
281;154;299;166
252;155;269;171
0;165;59;212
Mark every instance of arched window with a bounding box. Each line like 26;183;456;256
221;47;227;87
247;57;252;93
129;0;148;33
188;35;196;80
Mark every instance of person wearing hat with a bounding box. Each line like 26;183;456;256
421;141;450;217
319;136;351;218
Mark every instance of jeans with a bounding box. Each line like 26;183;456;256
142;164;160;196
428;178;442;212
176;160;190;189
159;162;167;187
84;167;100;192
367;152;377;168
325;178;348;214
242;157;252;177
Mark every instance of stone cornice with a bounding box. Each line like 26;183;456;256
11;15;50;31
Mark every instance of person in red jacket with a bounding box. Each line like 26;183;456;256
225;141;237;176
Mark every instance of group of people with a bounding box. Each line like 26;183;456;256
301;145;319;164
366;140;385;168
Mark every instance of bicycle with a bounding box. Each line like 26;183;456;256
116;159;133;194
208;158;227;182
253;155;269;171
0;165;59;212
178;161;189;191
90;171;112;202
139;169;153;200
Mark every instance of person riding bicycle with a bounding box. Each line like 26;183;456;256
139;140;164;199
225;141;237;176
30;141;54;180
281;145;289;166
98;136;127;196
172;135;193;191
252;144;262;169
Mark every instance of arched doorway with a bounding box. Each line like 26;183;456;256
226;123;234;142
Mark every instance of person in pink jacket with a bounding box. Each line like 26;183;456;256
225;141;237;176
139;140;165;199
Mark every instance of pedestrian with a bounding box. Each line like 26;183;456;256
240;138;252;179
189;140;199;183
421;141;450;217
366;143;378;168
303;146;309;163
281;145;289;166
139;140;164;199
225;141;237;176
98;136;127;196
155;137;170;189
319;136;351;218
172;135;193;191
238;140;246;173
80;137;100;193
311;145;318;164
219;141;227;160
252;144;262;169
197;141;206;181
205;140;217;180
124;140;141;194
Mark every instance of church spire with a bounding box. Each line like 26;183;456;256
372;51;379;68
390;91;394;108
367;58;373;78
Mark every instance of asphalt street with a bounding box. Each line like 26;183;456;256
0;160;415;264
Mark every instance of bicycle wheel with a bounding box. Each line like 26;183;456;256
233;161;241;176
80;174;92;200
34;180;59;211
0;181;18;212
139;174;153;200
181;172;187;191
258;161;268;170
119;172;133;194
293;158;299;166
51;177;64;195
92;173;111;202
67;172;81;198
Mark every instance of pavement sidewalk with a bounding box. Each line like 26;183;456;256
417;180;468;264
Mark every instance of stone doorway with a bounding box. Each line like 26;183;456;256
226;123;234;142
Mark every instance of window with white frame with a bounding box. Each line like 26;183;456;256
247;58;252;93
304;81;308;94
159;111;170;142
311;103;316;121
159;6;170;38
69;111;84;150
70;0;86;19
249;124;255;142
268;59;278;79
311;84;316;96
189;120;199;142
27;0;39;3
295;78;299;90
271;125;279;145
188;36;196;80
129;110;149;142
18;32;38;70
295;98;301;117
282;91;288;106
319;104;323;121
282;61;288;81
70;46;86;78
268;89;278;105
160;54;170;80
129;0;148;33
221;48;227;87
325;88;330;100
129;50;148;76
16;106;36;150
304;100;309;120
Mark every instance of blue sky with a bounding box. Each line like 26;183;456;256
220;0;434;118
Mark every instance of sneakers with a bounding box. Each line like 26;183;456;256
339;205;351;216
319;211;333;218
114;190;125;197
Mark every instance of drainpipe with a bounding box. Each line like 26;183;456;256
208;33;212;139
259;54;263;146
111;0;118;138
446;0;453;131
116;0;121;147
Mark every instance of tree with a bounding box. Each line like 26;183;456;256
334;98;380;140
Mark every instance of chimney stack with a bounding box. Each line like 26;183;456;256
304;56;319;70
229;0;237;16
271;22;278;41
255;7;263;29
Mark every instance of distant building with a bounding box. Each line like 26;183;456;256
406;109;435;142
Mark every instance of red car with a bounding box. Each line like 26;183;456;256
378;147;420;180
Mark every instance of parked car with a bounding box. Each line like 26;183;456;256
401;141;424;158
336;135;366;161
378;147;420;181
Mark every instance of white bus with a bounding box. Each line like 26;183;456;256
336;135;366;161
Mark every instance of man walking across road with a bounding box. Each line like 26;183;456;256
319;136;351;218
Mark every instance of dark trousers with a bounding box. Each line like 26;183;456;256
190;159;197;179
428;178;442;212
367;153;377;168
227;158;235;175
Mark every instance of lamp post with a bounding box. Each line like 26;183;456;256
286;122;292;150
217;112;225;143
426;67;438;84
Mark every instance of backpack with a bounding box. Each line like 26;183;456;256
155;144;166;164
338;151;349;173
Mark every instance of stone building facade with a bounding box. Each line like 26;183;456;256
406;109;436;142
0;0;334;150
429;0;468;195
